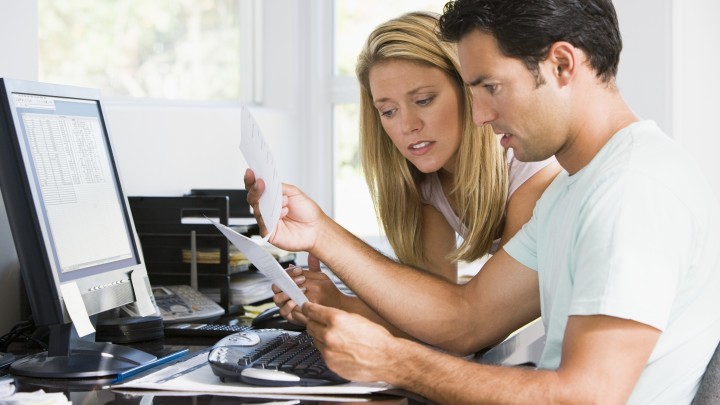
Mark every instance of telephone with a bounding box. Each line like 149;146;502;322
123;285;225;323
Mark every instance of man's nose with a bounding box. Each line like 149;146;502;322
472;101;497;127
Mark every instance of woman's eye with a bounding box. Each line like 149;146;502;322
484;84;498;94
417;96;434;106
380;109;396;118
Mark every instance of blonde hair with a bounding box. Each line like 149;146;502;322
356;11;508;268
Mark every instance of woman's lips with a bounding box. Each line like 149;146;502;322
408;140;434;155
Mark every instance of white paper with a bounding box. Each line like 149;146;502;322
0;390;71;404
210;220;308;307
0;376;16;398
131;269;159;317
59;282;95;337
240;107;283;238
112;350;391;396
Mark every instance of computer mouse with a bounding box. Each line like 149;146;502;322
251;306;305;331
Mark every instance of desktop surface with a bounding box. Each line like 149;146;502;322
3;313;545;405
3;320;420;404
5;343;415;404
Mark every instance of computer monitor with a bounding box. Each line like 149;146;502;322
0;78;159;378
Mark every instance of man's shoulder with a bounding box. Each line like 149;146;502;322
596;121;695;184
585;120;718;216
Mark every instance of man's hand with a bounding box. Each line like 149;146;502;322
303;302;399;382
244;168;326;252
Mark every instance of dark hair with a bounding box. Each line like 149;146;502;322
439;0;622;83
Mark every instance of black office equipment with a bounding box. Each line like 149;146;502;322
0;352;15;369
128;195;248;315
188;188;256;224
129;194;295;315
95;315;165;344
0;78;158;378
163;322;251;338
145;285;224;324
208;329;347;386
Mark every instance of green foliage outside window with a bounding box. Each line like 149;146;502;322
39;0;242;100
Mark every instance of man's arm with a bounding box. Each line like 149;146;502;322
312;219;539;353
306;303;660;405
246;170;538;353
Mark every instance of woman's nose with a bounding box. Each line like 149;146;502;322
400;111;421;134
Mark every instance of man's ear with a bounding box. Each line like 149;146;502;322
547;41;577;84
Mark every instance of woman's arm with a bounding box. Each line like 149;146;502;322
419;204;459;282
499;161;562;246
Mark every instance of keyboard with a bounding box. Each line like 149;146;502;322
164;323;251;338
208;329;348;386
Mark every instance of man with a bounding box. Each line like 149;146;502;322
245;0;720;403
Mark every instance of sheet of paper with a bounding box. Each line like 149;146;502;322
210;220;308;307
130;269;158;317
240;107;282;238
59;282;95;337
112;350;391;396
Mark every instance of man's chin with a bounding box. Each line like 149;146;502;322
511;148;548;163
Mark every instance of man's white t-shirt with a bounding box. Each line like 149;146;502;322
504;121;720;404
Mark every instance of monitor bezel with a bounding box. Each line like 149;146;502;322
0;78;149;326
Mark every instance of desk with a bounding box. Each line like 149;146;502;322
3;318;545;405
4;335;422;404
11;379;411;405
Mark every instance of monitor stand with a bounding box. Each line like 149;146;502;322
10;320;156;379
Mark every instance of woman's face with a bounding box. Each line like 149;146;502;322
369;59;463;174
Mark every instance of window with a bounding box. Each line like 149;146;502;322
332;0;450;245
38;0;255;102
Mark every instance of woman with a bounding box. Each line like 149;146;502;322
274;11;559;327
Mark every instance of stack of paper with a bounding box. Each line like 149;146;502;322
201;270;275;305
182;242;295;274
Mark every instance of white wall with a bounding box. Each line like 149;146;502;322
615;0;720;199
0;0;38;333
105;102;299;197
672;0;720;200
615;0;673;134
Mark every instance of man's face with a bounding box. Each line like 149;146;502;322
457;29;568;162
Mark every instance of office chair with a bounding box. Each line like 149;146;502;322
692;340;720;404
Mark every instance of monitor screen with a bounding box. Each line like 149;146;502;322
0;78;158;378
12;93;137;279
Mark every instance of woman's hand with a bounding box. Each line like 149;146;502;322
272;254;345;325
